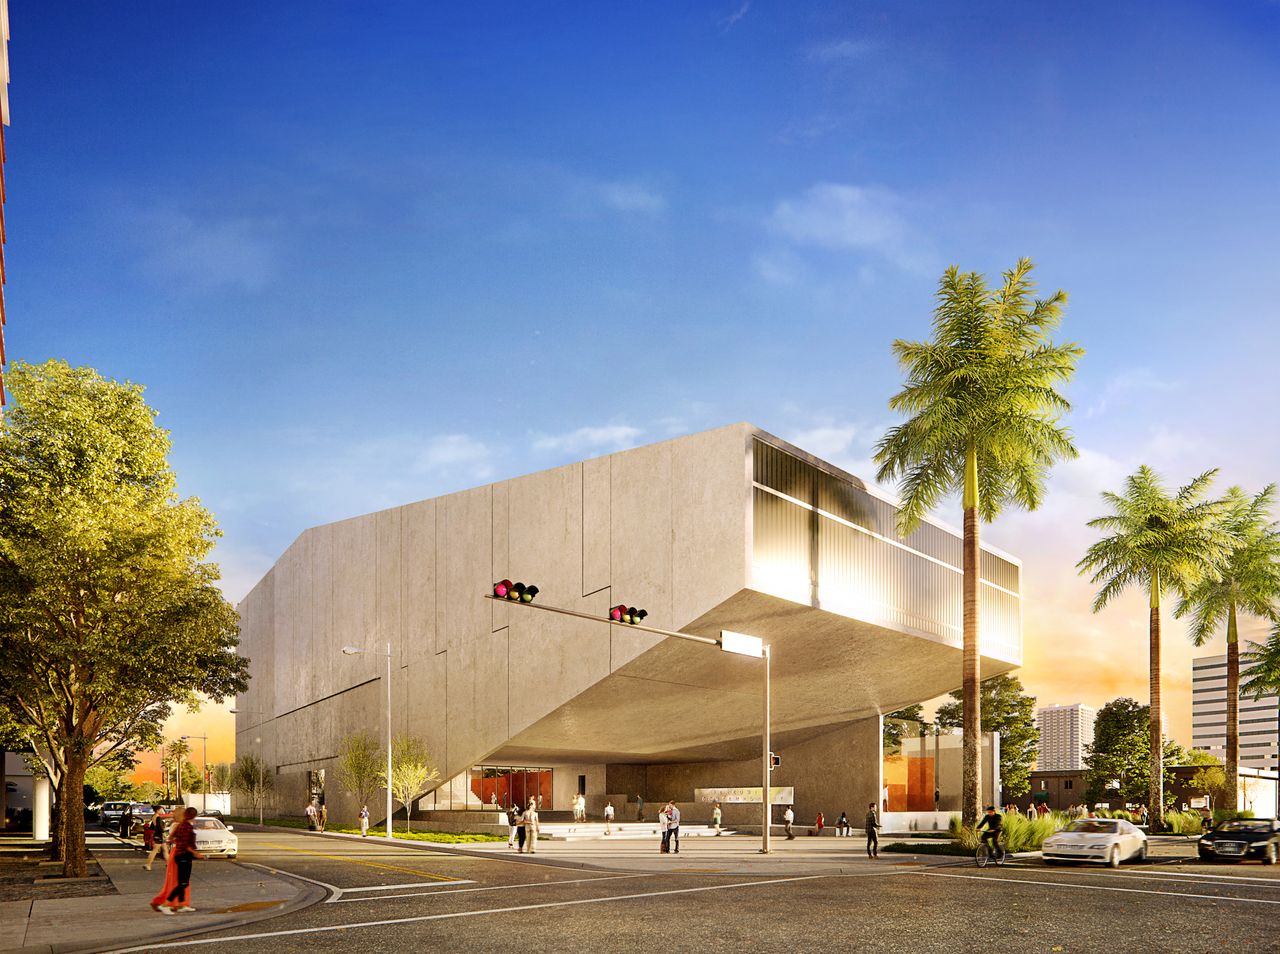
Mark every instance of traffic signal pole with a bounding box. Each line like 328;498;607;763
761;643;771;854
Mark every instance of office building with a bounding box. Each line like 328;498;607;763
1036;703;1096;772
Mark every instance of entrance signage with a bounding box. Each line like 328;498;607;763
694;786;793;805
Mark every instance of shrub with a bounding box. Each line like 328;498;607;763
1212;808;1255;824
1163;810;1205;834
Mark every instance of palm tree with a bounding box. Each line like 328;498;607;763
875;258;1082;825
1078;467;1231;827
1175;486;1280;810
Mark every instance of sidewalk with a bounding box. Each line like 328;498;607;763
0;832;322;954
254;823;953;876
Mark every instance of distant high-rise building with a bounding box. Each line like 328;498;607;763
1192;649;1279;772
1036;704;1096;771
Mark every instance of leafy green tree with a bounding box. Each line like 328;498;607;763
335;732;385;825
1188;765;1228;812
209;762;234;794
1078;467;1230;828
231;753;274;825
1175;485;1280;809
0;361;248;876
935;674;1039;798
874;259;1081;823
381;735;440;832
1084;698;1184;807
85;754;139;803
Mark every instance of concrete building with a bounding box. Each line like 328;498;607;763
1035;704;1095;772
1193;645;1280;773
235;424;1020;829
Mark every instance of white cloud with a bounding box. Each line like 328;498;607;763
135;208;276;292
721;1;751;30
752;247;808;285
1085;367;1176;418
568;179;667;219
532;425;644;455
808;38;875;64
766;182;929;273
414;434;495;477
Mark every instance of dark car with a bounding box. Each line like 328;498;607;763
1198;819;1280;864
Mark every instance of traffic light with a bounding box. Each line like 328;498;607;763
494;581;539;602
609;605;648;624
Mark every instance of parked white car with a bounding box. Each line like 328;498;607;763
190;816;239;859
1042;818;1147;867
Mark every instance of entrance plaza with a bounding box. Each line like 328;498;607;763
234;423;1017;830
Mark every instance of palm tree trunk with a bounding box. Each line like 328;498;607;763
961;442;981;826
1149;574;1163;830
1225;604;1240;812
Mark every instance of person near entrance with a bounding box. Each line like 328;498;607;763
712;802;722;835
305;800;318;831
865;802;881;858
522;797;539;854
667;801;681;854
508;804;521;848
784;805;795;839
658;803;671;853
604;801;615;835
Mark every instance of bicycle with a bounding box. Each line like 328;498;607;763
975;834;1006;868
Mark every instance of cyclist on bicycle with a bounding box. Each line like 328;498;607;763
976;805;1003;856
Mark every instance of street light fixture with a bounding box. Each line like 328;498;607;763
485;592;774;854
181;735;208;814
343;642;394;840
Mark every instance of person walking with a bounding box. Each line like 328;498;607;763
1026;803;1036;820
783;805;795;840
120;803;134;838
836;811;850;837
359;805;370;837
144;810;168;871
658;803;671;853
864;802;880;858
305;800;318;831
507;804;520;848
667;801;681;854
514;804;527;852
523;798;539;854
636;795;645;822
151;807;205;914
318;802;328;832
712;802;722;836
604;801;615;835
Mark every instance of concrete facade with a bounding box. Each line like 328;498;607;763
235;424;1022;826
1036;703;1096;772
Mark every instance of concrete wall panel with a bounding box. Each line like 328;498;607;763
377;508;402;666
582;455;611;596
399;499;437;666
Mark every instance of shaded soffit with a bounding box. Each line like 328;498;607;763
491;588;1014;765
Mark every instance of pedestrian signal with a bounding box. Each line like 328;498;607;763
609;605;648;624
770;752;781;771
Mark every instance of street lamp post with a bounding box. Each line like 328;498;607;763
486;595;773;854
181;735;208;814
343;642;394;840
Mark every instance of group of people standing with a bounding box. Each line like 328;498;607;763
304;799;328;831
505;798;541;853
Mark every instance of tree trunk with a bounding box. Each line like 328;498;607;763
1225;606;1240;812
50;772;66;862
61;753;88;879
1148;580;1163;832
961;441;982;826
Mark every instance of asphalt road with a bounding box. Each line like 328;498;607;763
106;830;1280;953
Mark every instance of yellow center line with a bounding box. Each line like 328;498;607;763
256;842;462;882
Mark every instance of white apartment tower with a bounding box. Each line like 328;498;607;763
1036;704;1096;771
1192;650;1280;772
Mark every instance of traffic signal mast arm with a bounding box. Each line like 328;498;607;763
483;593;720;647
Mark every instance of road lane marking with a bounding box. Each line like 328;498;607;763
998;865;1280;890
328;873;653;903
105;875;827;950
240;862;342;900
914;870;1280;906
254;842;462;882
340;881;477;892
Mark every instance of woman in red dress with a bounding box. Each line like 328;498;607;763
150;807;205;914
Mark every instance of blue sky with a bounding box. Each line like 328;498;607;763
9;1;1280;744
